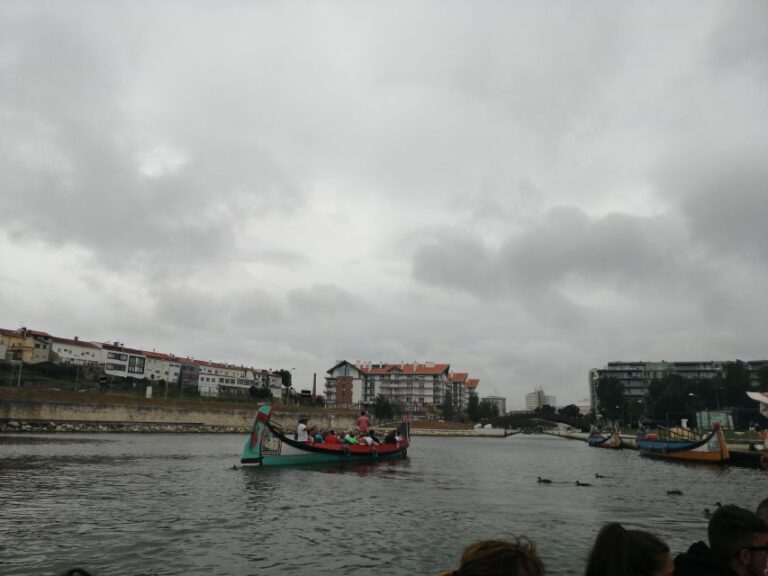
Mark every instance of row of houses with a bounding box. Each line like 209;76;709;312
0;327;284;399
324;360;480;415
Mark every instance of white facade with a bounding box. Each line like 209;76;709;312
144;354;182;383
525;389;556;410
325;361;366;408
51;337;100;366
99;344;147;379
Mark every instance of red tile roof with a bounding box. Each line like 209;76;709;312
465;379;480;389
50;336;100;349
449;372;468;382
366;363;450;376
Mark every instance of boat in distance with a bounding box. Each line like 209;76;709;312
636;422;729;463
241;405;410;467
586;428;623;449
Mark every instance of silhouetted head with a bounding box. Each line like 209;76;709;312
757;498;768;523
585;522;672;576
440;538;545;576
708;504;768;575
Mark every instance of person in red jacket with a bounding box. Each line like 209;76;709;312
324;429;340;443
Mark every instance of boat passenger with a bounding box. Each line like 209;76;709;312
384;429;397;444
357;410;370;433
344;431;360;445
296;418;309;442
361;430;380;445
325;430;340;444
585;523;672;576
438;537;544;576
674;505;768;576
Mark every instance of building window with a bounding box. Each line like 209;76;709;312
108;352;128;361
127;356;145;374
106;363;125;371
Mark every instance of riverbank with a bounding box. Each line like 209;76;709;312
0;387;357;433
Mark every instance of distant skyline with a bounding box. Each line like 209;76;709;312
1;1;766;407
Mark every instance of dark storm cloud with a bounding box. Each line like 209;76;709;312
413;207;686;300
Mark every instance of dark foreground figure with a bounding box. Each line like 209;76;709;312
440;538;545;576
675;504;768;576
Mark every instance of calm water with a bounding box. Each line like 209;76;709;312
0;433;765;576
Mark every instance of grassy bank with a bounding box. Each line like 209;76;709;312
0;386;353;414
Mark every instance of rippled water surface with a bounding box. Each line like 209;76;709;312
1;433;765;575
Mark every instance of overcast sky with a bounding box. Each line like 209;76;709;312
1;1;766;407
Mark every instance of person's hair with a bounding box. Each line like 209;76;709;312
584;523;669;576
709;505;768;561
439;538;544;576
757;498;768;522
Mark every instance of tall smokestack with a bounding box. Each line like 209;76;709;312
312;373;316;397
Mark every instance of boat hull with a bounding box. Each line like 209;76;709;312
636;423;729;463
587;431;623;449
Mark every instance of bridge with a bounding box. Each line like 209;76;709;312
491;412;592;433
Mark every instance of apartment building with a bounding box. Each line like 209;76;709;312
100;343;147;379
325;361;365;408
525;388;556;411
449;372;468;412
50;336;100;366
325;360;459;415
589;359;768;413
143;351;182;383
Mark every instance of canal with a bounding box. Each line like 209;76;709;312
1;433;764;575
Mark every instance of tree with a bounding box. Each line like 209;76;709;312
758;365;768;389
467;395;479;422
373;395;394;422
442;390;454;420
477;399;500;420
595;377;625;421
558;404;581;419
647;374;688;423
722;361;750;408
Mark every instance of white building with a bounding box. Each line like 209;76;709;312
50;336;101;366
525;388;556;411
143;351;182;384
99;343;147;379
324;361;366;408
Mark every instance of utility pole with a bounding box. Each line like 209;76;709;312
17;361;23;388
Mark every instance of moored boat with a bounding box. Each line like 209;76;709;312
636;422;729;463
241;405;410;466
586;428;623;449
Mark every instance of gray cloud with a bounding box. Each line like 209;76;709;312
1;1;767;406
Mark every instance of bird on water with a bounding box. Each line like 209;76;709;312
667;489;682;495
595;473;606;478
537;476;552;484
576;481;592;487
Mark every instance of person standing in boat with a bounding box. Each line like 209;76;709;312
357;410;370;433
296;417;309;442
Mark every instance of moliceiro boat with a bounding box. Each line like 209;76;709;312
586;428;623;449
241;405;410;467
636;422;729;463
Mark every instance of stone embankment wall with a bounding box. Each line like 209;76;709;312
0;399;356;433
412;428;509;437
